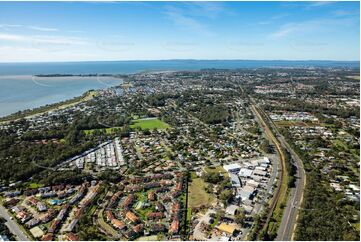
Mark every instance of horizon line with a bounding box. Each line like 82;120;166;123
0;58;360;64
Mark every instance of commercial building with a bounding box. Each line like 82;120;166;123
223;164;242;173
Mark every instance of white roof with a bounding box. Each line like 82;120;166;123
250;160;259;166
242;185;256;193
238;168;253;177
261;157;270;164
225;205;240;215
254;170;267;176
239;191;253;201
246;180;259;188
229;173;241;185
349;184;360;191
220;236;230;241
223;163;241;171
255;166;267;171
242;204;253;213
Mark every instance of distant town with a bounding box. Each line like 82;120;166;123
0;67;359;241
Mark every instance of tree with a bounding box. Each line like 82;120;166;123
203;172;222;184
220;189;233;205
234;210;245;226
260;139;272;153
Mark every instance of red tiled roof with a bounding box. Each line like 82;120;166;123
67;233;78;241
169;219;180;234
133;223;144;233
147;212;164;219
126;211;139;223
111;218;125;230
42;233;53;241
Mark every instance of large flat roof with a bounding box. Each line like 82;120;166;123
239;168;253;177
223;163;241;171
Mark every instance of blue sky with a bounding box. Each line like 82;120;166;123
0;1;359;62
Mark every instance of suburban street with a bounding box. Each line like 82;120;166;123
0;204;30;241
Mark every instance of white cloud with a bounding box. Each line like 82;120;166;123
271;13;290;20
0;24;23;31
269;25;296;38
333;9;359;17
258;21;272;25
182;1;228;19
307;1;334;8
0;24;23;28
68;30;86;34
0;46;41;52
281;1;334;10
269;16;358;39
32;35;88;45
28;26;58;32
0;32;26;41
0;32;88;45
164;5;213;36
0;24;59;32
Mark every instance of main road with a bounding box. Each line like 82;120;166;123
275;130;306;241
251;98;306;241
0;204;30;241
249;96;306;241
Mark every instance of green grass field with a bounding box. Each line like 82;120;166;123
28;183;43;189
130;118;169;130
188;174;215;209
204;165;229;177
275;120;310;127
83;127;122;135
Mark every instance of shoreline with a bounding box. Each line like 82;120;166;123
0;75;123;119
0;90;97;124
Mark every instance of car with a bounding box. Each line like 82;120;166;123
10;216;13;220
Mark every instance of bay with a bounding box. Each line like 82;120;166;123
0;60;358;117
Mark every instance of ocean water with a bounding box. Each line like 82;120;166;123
0;60;359;75
0;75;121;117
0;60;359;117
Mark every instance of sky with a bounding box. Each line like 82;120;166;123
0;1;359;62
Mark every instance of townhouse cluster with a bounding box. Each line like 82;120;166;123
65;138;125;171
103;172;185;240
1;181;100;241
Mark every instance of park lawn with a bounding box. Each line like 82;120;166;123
275;120;309;127
28;183;43;189
188;175;216;209
205;165;229;177
83;127;122;135
130;118;169;130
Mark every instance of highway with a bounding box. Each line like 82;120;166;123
250;97;306;241
275;132;306;241
252;98;306;241
0;205;30;241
